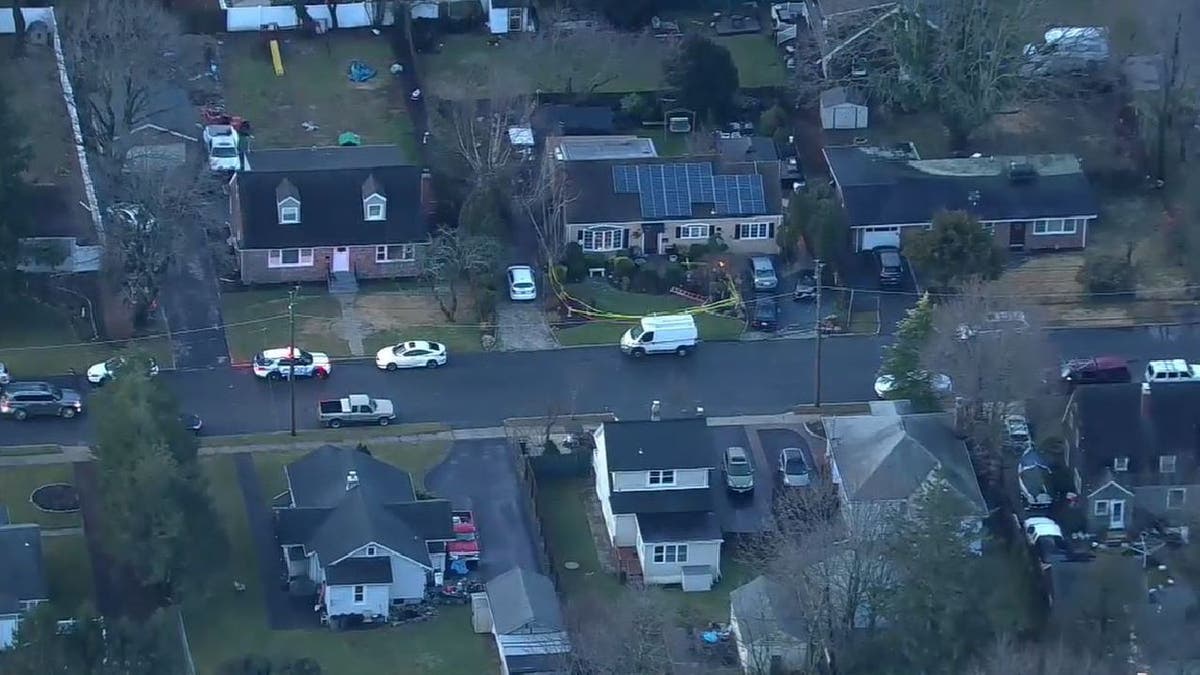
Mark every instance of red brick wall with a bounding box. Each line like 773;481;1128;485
238;244;426;285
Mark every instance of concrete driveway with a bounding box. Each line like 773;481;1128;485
709;425;774;534
425;439;541;581
496;299;558;351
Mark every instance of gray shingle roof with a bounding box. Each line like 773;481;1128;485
0;523;48;614
486;567;564;635
637;511;722;542
824;146;1099;228
730;576;806;641
1071;383;1200;482
823;412;986;513
244;145;411;172
600;419;715;472
609;487;714;514
287;445;416;508
325;556;393;585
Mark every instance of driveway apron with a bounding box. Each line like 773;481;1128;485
233;453;318;629
160;199;231;370
497;301;559;351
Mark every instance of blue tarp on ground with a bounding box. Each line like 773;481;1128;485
347;60;377;83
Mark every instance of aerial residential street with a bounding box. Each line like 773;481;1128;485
7;324;1200;446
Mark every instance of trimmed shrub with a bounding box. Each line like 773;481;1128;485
1078;253;1135;294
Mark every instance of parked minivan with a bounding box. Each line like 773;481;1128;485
620;314;699;357
747;256;778;291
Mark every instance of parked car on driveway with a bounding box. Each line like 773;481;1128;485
318;394;395;428
252;347;331;380
87;355;159;385
793;271;817;301
1004;414;1033;454
724;446;755;493
778;447;811;487
747;256;779;291
507;265;537;301
0;382;83;420
750;296;780;332
873;372;953;398
375;340;447;370
1143;359;1200;390
874;246;905;287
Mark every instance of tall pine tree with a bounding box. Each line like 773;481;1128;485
877;292;937;409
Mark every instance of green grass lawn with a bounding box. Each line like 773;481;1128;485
185;453;497;675
0;298;172;376
554;282;744;346
222;32;414;155
199;422;448;450
43;534;95;614
251;440;451;499
220;287;347;363
420;31;784;98
0;464;82;530
536;478;751;626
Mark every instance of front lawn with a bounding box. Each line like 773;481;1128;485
0;464;82;530
221;285;483;363
554;283;744;346
222;31;414;156
717;34;788;88
184;453;497;675
43;534;95;614
0;298;172;376
536;477;752;626
199;422;447;449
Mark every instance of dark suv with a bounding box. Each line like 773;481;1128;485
0;382;84;420
874;246;905;287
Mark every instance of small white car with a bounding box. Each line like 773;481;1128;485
87;355;159;385
507;265;537;301
778;447;811;487
874;372;953;399
0;362;9;386
252;347;331;380
375;340;448;371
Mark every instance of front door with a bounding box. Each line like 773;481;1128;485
332;247;350;273
642;223;664;255
1109;500;1126;529
1009;222;1027;251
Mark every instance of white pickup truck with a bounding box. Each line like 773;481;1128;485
203;124;242;172
318;394;395;428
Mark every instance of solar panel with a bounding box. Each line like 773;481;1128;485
624;161;765;219
612;165;638;193
685;163;715;203
663;164;691;217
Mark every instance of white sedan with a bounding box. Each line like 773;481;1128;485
874;372;953;399
375;340;448;371
87;355;160;385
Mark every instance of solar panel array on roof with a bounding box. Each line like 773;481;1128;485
611;163;765;218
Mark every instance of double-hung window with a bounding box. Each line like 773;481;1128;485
353;585;365;603
652;544;688;564
581;227;625;252
1161;455;1178;474
1032;218;1079;235
376;244;415;262
268;248;314;268
679;224;711;239
738;223;771;239
648;470;675;486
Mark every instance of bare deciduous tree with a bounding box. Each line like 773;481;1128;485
421;226;502;322
520;149;577;262
968;635;1121;675
61;0;184;182
566;587;673;675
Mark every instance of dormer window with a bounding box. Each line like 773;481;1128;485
1161;455;1177;474
362;174;387;221
1114;457;1129;472
276;178;300;224
648;470;675;486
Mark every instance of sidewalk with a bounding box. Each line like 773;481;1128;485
0;413;813;467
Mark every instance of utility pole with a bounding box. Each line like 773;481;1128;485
288;285;298;437
813;259;824;408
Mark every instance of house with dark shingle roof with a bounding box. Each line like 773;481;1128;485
824;145;1099;253
822;404;986;543
592;419;723;591
0;509;49;649
559;156;783;258
272;445;454;622
1063;381;1200;534
230;145;432;286
485;567;571;674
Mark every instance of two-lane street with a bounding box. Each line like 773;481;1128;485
7;324;1200;446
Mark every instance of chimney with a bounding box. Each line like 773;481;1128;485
695;406;705;418
419;170;435;219
967;189;981;207
346;470;359;491
650;400;661;421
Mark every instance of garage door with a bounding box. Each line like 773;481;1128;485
861;228;900;250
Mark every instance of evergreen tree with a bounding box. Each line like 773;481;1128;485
877;293;937;409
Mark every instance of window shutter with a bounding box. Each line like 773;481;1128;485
577;229;584;242
732;224;741;240
675;226;682;238
768;222;776;238
621;228;629;249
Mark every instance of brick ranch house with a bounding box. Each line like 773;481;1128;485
559;157;784;257
230;145;432;285
823;146;1100;253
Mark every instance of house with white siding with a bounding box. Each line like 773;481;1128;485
272;445;455;626
592;419;724;591
0;510;49;649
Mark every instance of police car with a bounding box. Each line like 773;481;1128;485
252;347;332;380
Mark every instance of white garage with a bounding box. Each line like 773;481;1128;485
859;226;900;251
820;87;869;130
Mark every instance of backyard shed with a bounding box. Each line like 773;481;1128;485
819;87;869;130
730;575;807;673
486;567;571;674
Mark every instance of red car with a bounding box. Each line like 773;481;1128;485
448;510;480;564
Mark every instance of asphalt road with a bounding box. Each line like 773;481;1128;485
7;325;1200;446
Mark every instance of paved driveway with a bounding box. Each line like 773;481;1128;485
844;251;919;335
425;439;541;580
496;300;558;351
709;425;773;534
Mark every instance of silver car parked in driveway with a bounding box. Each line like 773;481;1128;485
724;446;755;493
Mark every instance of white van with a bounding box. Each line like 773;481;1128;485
620;314;699;357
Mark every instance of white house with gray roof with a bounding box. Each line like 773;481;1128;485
0;510;49;649
485;567;571;674
272;445;455;623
